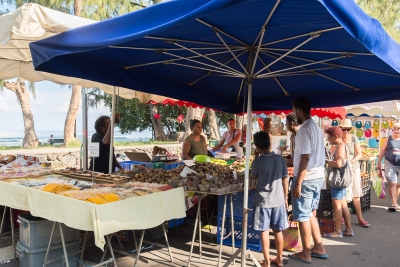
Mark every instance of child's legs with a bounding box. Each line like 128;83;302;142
261;230;271;265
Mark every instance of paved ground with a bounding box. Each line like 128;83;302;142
1;186;399;267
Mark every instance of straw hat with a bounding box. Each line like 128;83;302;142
339;119;354;129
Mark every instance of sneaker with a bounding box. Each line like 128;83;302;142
357;220;370;227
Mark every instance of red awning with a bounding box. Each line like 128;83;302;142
253;107;346;119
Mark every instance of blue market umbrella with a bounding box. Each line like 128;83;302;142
30;0;400;264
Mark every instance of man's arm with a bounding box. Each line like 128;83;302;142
292;154;310;199
212;138;225;151
221;130;242;151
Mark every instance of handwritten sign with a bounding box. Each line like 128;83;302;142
88;143;100;158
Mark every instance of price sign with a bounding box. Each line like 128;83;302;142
88;143;100;157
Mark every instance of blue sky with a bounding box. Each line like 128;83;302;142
0;80;111;136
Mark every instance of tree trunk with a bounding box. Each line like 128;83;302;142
181;107;205;142
74;0;82;16
207;109;220;141
64;85;81;146
150;104;166;141
4;78;39;148
237;114;247;130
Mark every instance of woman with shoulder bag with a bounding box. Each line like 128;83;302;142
340;119;370;227
324;126;354;238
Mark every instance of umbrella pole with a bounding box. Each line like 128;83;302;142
109;87;116;174
82;87;88;170
240;81;252;267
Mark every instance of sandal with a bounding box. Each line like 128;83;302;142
358;220;370;227
343;229;354;237
388;206;397;212
324;231;343;238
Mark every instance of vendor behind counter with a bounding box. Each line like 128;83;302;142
212;118;244;158
182;119;208;160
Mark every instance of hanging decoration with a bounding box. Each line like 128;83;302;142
177;114;184;123
153;113;161;119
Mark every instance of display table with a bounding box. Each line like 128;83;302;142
0;180;186;250
187;186;255;267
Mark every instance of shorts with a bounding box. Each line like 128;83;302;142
352;168;362;198
331;187;346;200
291;177;324;223
384;161;400;185
253;205;288;231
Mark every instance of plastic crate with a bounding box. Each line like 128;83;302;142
316;190;333;219
348;186;371;214
163;162;185;170
168;218;185;228
16;240;79;267
217;189;256;218
361;174;371;188
317;218;335;234
18;214;79;249
216;215;261;252
120;161;145;170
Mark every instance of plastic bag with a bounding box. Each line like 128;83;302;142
378;169;386;199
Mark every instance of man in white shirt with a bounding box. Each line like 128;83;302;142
212;119;244;158
289;97;328;264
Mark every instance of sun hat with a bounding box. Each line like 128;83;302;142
339;119;354;129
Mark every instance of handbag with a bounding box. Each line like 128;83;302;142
328;145;352;188
282;215;302;251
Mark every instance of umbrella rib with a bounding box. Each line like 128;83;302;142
109;46;233;51
235;79;245;105
262;47;373;56
250;27;267;75
125;48;244;69
145;36;234;47
196;19;247;46
172;42;244;76
214;32;249;75
255;36;317;76
260;51;362;90
252;0;281;47
257;55;346;77
263;50;400;79
256;54;289;96
189;50;248;86
168;62;244;77
261;26;342;47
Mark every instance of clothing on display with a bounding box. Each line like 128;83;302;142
356;129;364;138
355;121;363;129
389;120;394;128
372;129;379;138
373;120;380;130
382;120;389;129
331;119;339;126
364;129;372;138
381;129;388;138
368;138;378;148
364;121;371;129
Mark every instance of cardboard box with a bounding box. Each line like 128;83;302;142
124;151;152;162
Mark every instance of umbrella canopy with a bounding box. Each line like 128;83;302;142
0;3;168;101
346;100;400;118
30;0;400;113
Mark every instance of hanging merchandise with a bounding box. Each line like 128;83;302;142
372;129;379;138
368;138;378;148
153;113;161;119
351;120;356;127
389;128;394;135
381;129;388;138
382;120;389;129
364;129;372;138
373;120;380;130
355;121;363;129
350;129;356;134
331;119;339;126
389;120;394;128
177;114;184;122
356;129;364;138
364;120;372;129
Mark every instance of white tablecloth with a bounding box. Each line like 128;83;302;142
0;181;186;249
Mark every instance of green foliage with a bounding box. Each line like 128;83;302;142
356;0;400;43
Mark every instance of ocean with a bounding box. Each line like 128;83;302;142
0;130;153;147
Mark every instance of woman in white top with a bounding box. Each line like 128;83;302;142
212;119;244;158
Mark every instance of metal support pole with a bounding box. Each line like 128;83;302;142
162;222;174;263
80;231;89;266
82;87;88;170
106;235;117;266
218;195;227;266
188;194;202;267
109;87;117;174
59;223;70;267
9;208;16;260
241;80;253;267
134;230;145;267
230;194;235;265
43;222;56;267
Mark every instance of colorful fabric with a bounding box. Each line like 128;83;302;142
331;119;339;126
382;120;389;129
355;121;363;129
373;120;380;130
372;129;379;138
356;129;364;138
381;129;388;138
364;121;371;129
364;129;372;137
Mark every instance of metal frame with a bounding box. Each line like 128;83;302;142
187;192;236;267
0;207;16;261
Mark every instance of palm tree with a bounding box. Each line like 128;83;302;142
0;78;39;148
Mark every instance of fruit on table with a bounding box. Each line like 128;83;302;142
362;148;378;158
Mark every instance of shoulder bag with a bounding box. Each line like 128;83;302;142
328;145;353;188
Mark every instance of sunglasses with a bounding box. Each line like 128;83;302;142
341;128;351;132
